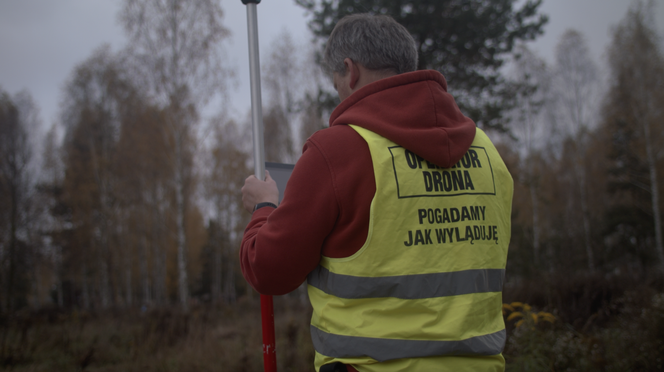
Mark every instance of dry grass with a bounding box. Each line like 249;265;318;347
0;296;313;372
2;272;663;372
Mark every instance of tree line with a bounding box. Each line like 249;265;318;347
504;2;664;279
0;0;662;313
0;0;325;312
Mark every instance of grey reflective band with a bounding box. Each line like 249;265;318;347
311;326;506;362
308;266;504;299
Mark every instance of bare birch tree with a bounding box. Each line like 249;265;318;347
61;47;125;308
120;0;231;310
39;124;65;307
298;43;333;151
262;30;332;160
115;104;171;307
204;118;250;303
262;30;301;163
551;30;600;272
508;45;551;267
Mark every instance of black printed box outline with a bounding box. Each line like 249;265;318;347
388;145;497;199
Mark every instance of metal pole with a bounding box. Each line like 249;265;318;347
246;2;266;180
242;1;277;371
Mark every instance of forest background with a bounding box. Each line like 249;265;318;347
1;0;664;371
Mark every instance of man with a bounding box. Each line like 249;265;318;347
240;13;513;372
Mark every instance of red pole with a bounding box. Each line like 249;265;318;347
261;294;277;371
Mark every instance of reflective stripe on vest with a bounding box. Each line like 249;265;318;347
308;265;504;299
311;326;506;362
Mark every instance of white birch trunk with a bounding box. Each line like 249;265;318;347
642;114;664;266
573;151;595;272
152;199;166;305
174;139;188;311
140;236;150;305
125;241;132;306
82;262;90;309
98;236;110;308
529;181;541;264
212;231;221;303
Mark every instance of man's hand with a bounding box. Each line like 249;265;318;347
241;170;280;213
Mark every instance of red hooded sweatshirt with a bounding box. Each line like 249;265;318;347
240;70;476;296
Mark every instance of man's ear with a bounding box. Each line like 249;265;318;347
344;58;361;90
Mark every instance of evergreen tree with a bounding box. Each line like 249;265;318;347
603;1;664;269
295;0;548;130
0;88;38;311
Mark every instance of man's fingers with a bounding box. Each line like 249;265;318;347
241;172;280;213
264;170;277;185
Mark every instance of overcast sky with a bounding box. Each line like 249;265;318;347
1;0;662;130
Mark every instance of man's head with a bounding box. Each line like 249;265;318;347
323;14;418;101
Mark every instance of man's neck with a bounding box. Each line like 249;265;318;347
355;66;396;91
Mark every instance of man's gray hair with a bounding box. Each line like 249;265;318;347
322;13;418;76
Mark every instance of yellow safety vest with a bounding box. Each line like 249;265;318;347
307;125;514;372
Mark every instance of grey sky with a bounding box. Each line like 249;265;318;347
0;0;662;130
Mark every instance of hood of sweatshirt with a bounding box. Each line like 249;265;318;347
329;70;476;168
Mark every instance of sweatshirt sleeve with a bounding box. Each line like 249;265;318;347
239;138;339;295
